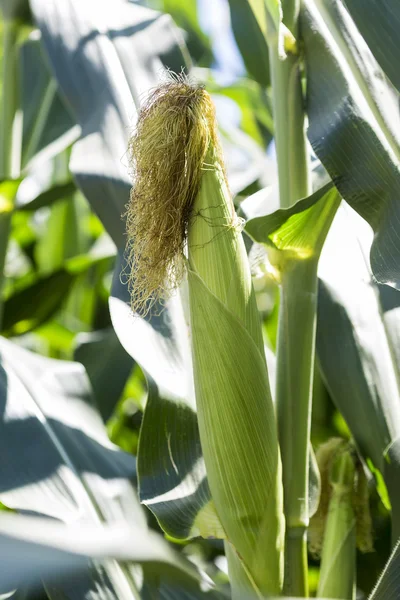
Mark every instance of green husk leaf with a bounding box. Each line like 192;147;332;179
188;269;284;596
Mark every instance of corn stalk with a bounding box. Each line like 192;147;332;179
266;1;312;595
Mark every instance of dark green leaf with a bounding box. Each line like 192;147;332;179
369;535;400;600
1;269;76;335
226;0;270;87
159;0;212;65
344;0;400;93
0;0;31;22
301;0;400;289
2;253;113;336
208;78;273;147
16;181;76;212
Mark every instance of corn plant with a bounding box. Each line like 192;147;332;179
1;0;400;599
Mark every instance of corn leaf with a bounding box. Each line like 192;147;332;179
0;0;31;21
20;37;78;171
369;536;400;600
0;513;213;598
206;77;274;148
158;0;212;65
344;0;400;94
1;252;113;336
15;180;76;212
0;179;20;298
226;0;270;86
74;328;134;423
301;0;400;289
245;181;340;263
0;336;143;598
317;203;400;541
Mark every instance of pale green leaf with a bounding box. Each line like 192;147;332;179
245;182;340;267
188;269;283;596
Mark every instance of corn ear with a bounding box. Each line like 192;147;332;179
187;137;284;597
126;78;284;597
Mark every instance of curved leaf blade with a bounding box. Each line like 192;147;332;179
226;0;270;87
0;336;144;598
0;513;213;598
245;181;339;261
317;204;400;539
369;535;400;600
74;328;134;423
344;0;400;93
20;37;78;171
301;0;400;289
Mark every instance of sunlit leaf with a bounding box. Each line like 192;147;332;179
0;336;142;598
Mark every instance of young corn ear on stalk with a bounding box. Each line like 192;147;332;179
309;439;373;599
126;78;284;597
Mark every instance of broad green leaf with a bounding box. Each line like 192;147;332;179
0;513;213;598
74;328;134;423
344;0;400;94
2;252;114;336
0;336;143;598
110;251;216;541
301;0;400;289
226;0;270;86
317;203;400;541
30;0;189;246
